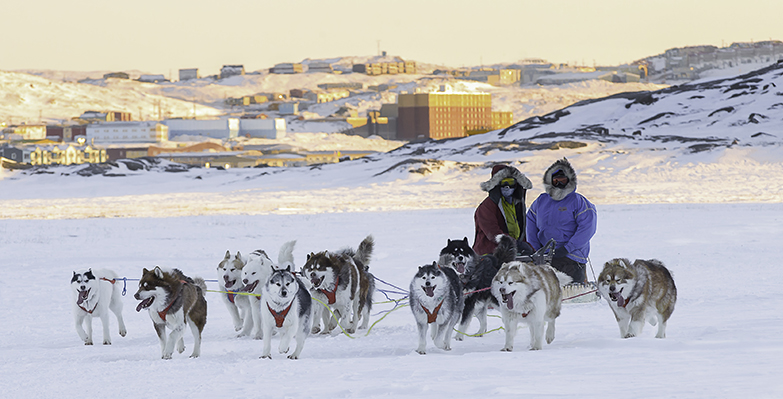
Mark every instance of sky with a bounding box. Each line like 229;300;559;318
3;0;782;75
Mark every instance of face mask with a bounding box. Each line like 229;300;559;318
501;186;515;198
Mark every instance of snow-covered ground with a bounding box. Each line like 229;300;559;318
1;63;782;398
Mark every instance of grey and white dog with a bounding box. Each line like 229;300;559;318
71;268;127;345
597;258;677;338
217;250;253;335
409;262;464;354
240;241;297;339
259;265;312;360
491;261;566;351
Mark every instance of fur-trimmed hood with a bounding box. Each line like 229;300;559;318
543;158;577;201
480;165;533;192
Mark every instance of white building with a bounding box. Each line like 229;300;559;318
163;118;286;140
86;121;168;144
179;68;199;81
279;102;299;116
138;74;168;83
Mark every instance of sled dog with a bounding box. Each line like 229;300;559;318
260;265;312;359
491;261;565;351
438;237;475;277
597;258;677;339
452;234;517;340
409;262;464;354
240;241;297;339
302;235;375;334
134;266;207;359
217;250;253;335
71;268;127;345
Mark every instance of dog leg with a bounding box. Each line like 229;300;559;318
279;326;296;355
260;321;274;359
415;321;428;355
529;320;545;350
625;310;646;338
99;312;112;345
110;298;127;338
310;304;323;334
249;296;264;340
475;303;489;336
614;310;631;338
545;319;556;344
154;323;167;358
501;312;517;352
75;313;91;345
289;330;306;360
162;319;186;359
226;301;243;332
655;313;667;339
440;315;459;351
188;319;202;358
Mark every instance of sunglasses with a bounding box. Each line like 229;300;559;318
500;182;516;189
552;175;569;186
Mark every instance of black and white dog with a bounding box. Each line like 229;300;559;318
71;268;127;345
134;266;208;359
409;262;464;354
260;265;312;359
450;234;517;340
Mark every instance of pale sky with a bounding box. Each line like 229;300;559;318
3;0;782;75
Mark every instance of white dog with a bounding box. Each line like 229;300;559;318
71;268;127;345
217;250;253;336
491;261;566;351
241;241;296;339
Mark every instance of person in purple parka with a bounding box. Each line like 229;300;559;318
526;158;597;284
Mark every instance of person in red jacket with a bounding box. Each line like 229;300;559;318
473;164;534;256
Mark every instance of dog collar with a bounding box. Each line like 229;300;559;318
421;300;444;324
267;302;295;328
319;276;339;305
78;301;99;314
226;292;236;304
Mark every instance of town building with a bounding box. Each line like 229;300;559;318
179;68;200;81
46;124;87;142
397;92;493;141
138;74;168;83
103;72;129;80
278;102;299;115
2;124;47;140
307;62;333;73
163;118;286;140
79;111;132;122
270;63;304;74
220;65;245;79
28;144;107;165
86;121;168;144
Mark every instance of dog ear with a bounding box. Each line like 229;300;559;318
463;237;468;242
153;266;164;279
71;272;79;283
447;239;452;245
224;250;231;259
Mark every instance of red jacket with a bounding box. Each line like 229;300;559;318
472;165;531;255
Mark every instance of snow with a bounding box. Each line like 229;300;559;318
1;64;782;398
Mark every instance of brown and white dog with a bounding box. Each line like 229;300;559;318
491;261;566;351
134;266;207;359
302;235;375;334
597;258;677;338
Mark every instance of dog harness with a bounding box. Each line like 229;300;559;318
267;302;295;328
319;276;339;305
226;293;236;304
421;300;444;324
77;278;117;314
158;280;187;322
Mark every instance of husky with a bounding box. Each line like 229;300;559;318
302;235;374;335
597;258;677;339
71;268;127;345
217;250;253;335
240;241;297;339
438;237;475;277
260;265;312;359
134;266;207;359
452;234;517;340
409;262;464;354
491;261;566;351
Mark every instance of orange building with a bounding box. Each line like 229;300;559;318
397;93;494;141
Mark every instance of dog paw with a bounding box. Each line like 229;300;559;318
311;326;321;334
260;354;272;359
103;340;111;345
84;341;93;346
162;354;172;360
623;333;636;339
189;354;200;359
416;349;426;355
287;354;299;360
119;329;127;337
501;347;512;352
455;335;464;341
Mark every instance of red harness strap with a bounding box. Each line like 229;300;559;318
227;293;236;304
319;276;339;305
100;277;116;284
158;280;187;322
79;302;99;314
267;302;295;328
421;300;444;324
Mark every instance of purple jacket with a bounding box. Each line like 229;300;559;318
526;158;597;263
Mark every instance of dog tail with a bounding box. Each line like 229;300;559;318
278;240;297;270
353;235;374;270
193;276;208;295
493;234;517;264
